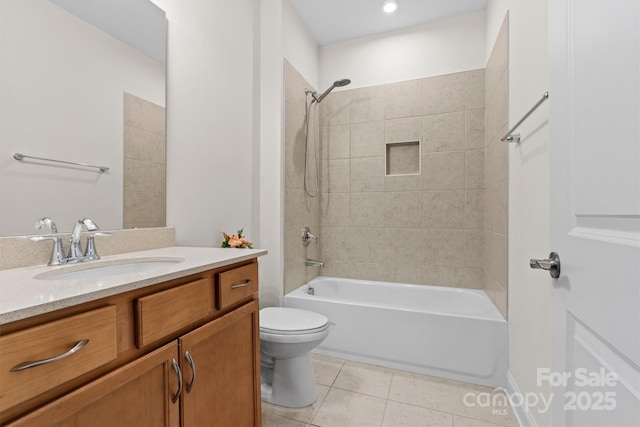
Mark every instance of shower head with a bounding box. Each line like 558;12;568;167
312;78;351;103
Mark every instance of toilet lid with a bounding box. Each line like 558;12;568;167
260;307;328;333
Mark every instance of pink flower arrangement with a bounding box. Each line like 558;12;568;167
221;228;253;249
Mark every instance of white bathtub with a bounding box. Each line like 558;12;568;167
284;276;507;387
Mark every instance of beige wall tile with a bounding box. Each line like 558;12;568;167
465;149;485;189
351;121;385;157
351;156;385;192
496;180;509;236
423;190;465;229
422;151;465;190
384;79;423;119
423;72;465;115
327;124;351;159
320;192;350;227
350;85;385;123
465;189;484;229
465;109;485;150
284;104;306;190
283;60;310;112
384;173;423;192
388;265;425;284
123;158;165;193
124;126;166;164
465;69;485;110
384;228;425;265
338;227;387;263
124;92;165;135
384;192;423;228
319;90;350;127
349;262;393;282
350;192;385;227
423;112;465;152
425;229;465;267
461;267;485;289
328;159;350;193
464;229;484;268
423;266;466;287
385;117;423;142
123;192;165;228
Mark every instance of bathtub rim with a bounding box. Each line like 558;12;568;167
286;276;506;323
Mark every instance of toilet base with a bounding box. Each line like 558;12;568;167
261;353;317;408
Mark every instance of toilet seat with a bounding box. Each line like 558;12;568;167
260;307;329;335
260;307;328;335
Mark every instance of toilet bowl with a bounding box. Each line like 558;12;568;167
259;307;330;408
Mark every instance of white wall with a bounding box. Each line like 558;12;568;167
282;0;319;91
253;0;321;307
164;0;256;248
257;0;285;307
486;1;553;426
319;11;486;90
0;0;164;236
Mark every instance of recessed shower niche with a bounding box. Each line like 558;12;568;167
385;140;420;176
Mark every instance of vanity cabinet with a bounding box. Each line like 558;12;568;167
0;259;262;427
8;342;181;427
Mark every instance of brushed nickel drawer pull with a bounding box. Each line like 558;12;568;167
185;351;196;393
231;279;252;289
171;359;182;404
10;339;90;372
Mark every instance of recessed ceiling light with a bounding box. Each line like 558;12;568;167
382;0;398;14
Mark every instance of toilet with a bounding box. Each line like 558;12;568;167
259;307;330;408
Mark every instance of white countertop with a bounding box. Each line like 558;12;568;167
0;246;267;325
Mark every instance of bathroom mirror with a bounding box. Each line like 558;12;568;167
0;0;166;236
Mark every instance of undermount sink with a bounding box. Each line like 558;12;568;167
34;257;185;281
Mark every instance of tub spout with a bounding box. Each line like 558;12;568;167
305;259;324;268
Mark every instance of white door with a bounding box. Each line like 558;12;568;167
549;1;640;426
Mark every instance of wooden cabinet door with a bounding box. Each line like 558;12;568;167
8;342;181;427
180;300;261;427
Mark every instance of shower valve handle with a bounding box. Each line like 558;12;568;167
301;227;317;247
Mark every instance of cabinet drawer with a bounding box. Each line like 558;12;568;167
0;305;117;413
216;263;258;309
135;277;214;348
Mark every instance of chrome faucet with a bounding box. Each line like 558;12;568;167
30;217;66;266
83;231;112;261
301;227;318;247
67;218;99;262
305;259;324;268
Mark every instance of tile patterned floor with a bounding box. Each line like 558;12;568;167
262;354;519;427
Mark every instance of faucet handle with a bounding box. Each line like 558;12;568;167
33;217;58;234
31;235;66;266
84;232;111;261
301;227;318;247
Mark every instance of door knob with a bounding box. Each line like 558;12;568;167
530;252;561;279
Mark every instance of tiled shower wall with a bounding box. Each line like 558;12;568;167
123;93;166;229
317;70;487;289
283;61;321;294
484;16;509;318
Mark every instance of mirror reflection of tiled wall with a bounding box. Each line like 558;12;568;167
123;92;166;229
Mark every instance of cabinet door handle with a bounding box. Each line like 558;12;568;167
10;339;89;372
185;350;196;393
231;279;252;289
171;359;182;404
